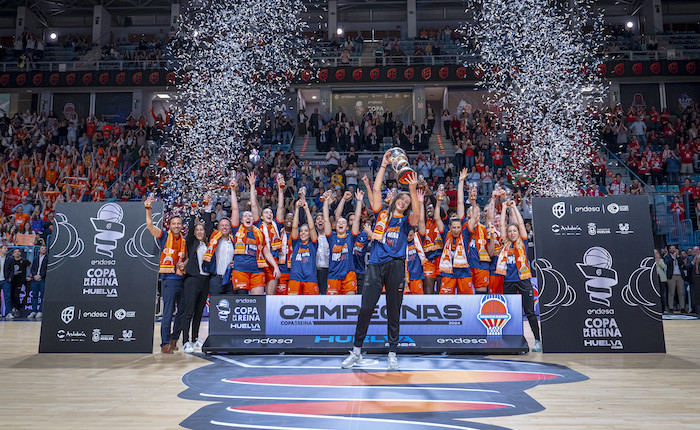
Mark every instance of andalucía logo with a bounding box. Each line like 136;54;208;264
477;294;511;338
178;356;588;430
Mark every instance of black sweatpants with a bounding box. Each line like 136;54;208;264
353;258;405;352
317;267;329;295
178;274;210;343
10;277;24;311
504;279;541;341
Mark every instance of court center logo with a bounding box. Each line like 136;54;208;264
577;247;618;307
90;203;126;258
477;294;511;338
552;201;566;219
179;355;588;430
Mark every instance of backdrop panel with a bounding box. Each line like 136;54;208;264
619;83;661;113
332;91;413;124
39;202;161;353
95;92;133;123
665;82;700;116
52;92;90;122
532;196;665;353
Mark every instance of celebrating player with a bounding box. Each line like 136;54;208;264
495;200;542;352
228;173;280;295
323;189;363;295
250;172;285;295
436;168;474;294
342;149;421;371
289;198;319;295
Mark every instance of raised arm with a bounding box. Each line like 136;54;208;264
248;172;259;222
406;172;420;226
143;195;161;237
509;200;527;238
457;168;468;220
291;199;302;240
276;179;285;222
322;191;335;236
305;201;317;242
417;189;426;236
468;201;481;231
352;190;364;235
229;176;240;226
499;203;508;240
371;150;392;211
361;174;374;206
434;188;445;233
334;190;351;221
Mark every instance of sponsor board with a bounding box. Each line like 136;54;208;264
532;196;665;353
39;203;160;353
205;295;528;354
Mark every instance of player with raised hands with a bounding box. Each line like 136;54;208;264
324;189;364;295
495;199;541;352
288;197;319;295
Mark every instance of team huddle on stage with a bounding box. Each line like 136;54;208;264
146;148;541;364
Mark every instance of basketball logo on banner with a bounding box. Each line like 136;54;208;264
477;295;511;338
90;203;126;258
576;247;619;307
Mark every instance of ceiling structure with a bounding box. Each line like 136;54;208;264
0;0;698;28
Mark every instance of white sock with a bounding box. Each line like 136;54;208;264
352;346;361;356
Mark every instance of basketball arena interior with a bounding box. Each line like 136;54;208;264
1;0;700;429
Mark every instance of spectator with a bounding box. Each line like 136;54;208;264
28;244;47;319
326;146;341;174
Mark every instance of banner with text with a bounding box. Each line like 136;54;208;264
39;202;161;353
532;196;665;353
205;294;528;354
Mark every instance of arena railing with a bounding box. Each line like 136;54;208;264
3;50;700;73
0;59;171;72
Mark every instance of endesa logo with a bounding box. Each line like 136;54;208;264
436;338;487;344
280;304;462;325
243;338;293;344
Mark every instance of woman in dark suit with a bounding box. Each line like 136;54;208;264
178;201;213;353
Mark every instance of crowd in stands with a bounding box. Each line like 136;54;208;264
101;36;167;66
0;108;172;248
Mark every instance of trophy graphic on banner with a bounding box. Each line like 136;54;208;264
388;148;415;185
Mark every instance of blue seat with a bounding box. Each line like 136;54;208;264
656;185;668;193
668;185;680;193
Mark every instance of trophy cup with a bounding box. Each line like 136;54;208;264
437;183;445;201
469;182;478;202
388;148;415;185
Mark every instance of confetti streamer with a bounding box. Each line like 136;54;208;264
163;0;311;214
467;0;608;197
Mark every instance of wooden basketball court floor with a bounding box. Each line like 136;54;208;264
1;320;699;430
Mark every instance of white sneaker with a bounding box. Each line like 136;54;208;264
5;314;14;320
27;312;36;319
387;352;400;371
183;342;195;353
35;312;42;319
532;340;542;352
341;350;363;369
193;339;204;350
